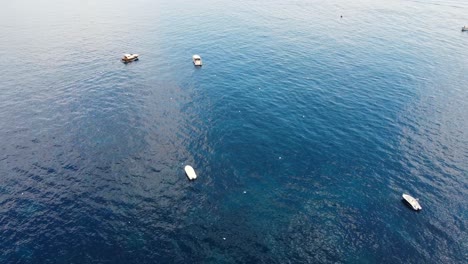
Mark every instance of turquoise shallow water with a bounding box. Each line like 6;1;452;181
0;0;467;263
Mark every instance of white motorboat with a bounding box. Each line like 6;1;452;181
192;55;202;66
402;194;422;211
184;165;197;180
462;26;467;32
122;54;139;63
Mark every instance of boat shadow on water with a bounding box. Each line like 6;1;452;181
122;60;139;65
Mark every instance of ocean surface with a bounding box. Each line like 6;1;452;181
1;0;467;263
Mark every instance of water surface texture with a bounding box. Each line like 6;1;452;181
1;0;467;263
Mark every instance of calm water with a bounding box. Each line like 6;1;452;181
1;0;467;263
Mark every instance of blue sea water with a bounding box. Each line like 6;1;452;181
1;0;467;263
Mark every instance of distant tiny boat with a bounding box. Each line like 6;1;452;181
192;54;202;66
122;54;139;63
462;26;468;32
402;194;422;211
184;165;197;180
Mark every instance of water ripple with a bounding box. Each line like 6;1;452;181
1;0;467;263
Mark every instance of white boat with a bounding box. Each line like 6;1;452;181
192;55;202;66
184;165;197;180
122;54;139;63
402;194;422;211
462;26;468;32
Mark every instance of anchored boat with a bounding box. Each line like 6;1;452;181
192;55;202;66
402;194;422;211
122;54;139;63
184;165;197;180
462;26;467;32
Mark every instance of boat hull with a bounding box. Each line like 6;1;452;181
402;194;422;211
184;165;197;180
192;55;202;66
122;58;139;63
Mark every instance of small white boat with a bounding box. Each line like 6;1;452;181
122;54;139;63
192;55;202;66
184;165;197;180
402;194;422;211
462;26;468;32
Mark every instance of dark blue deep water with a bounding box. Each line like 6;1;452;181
1;0;467;263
